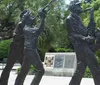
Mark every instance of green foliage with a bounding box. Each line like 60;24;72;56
39;48;48;61
17;65;36;75
84;67;92;78
16;67;21;74
0;0;25;22
0;0;70;51
0;0;100;65
55;48;73;52
82;0;100;28
0;40;11;58
95;50;100;64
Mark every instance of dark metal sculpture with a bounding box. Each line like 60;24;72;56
14;1;57;84
66;1;100;85
0;10;28;85
87;8;96;43
14;9;46;85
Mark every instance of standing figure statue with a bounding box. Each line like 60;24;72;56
66;1;100;85
14;9;46;85
0;10;29;85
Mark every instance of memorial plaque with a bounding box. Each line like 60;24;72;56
44;52;77;76
64;54;76;68
44;54;55;67
54;54;64;68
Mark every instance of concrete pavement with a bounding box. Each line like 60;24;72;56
0;70;94;85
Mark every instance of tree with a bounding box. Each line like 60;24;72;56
0;0;25;39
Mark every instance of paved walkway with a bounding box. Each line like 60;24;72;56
0;70;94;85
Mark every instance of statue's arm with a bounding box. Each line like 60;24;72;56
66;18;86;41
35;10;45;35
70;33;86;41
13;22;24;40
38;17;45;34
13;22;22;35
66;18;95;44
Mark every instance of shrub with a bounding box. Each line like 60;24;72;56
95;50;100;64
39;48;47;61
16;65;36;75
84;67;92;78
55;48;73;52
0;40;11;58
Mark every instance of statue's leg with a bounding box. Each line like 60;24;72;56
85;48;100;85
0;42;24;85
30;50;45;85
14;46;25;85
69;54;87;85
88;42;100;52
15;49;44;85
0;42;18;85
30;62;44;85
14;56;31;85
0;56;16;85
18;52;24;65
18;44;24;66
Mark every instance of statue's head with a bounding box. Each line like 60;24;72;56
22;9;31;19
21;9;35;26
20;9;29;19
68;1;83;14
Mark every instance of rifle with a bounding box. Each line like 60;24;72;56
33;0;56;19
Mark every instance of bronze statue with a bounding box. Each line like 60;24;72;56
0;10;29;85
14;9;46;85
66;1;100;85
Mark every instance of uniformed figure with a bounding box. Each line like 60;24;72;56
14;9;45;85
0;10;29;85
66;1;100;85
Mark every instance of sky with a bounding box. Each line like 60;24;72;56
64;0;82;5
65;0;70;4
